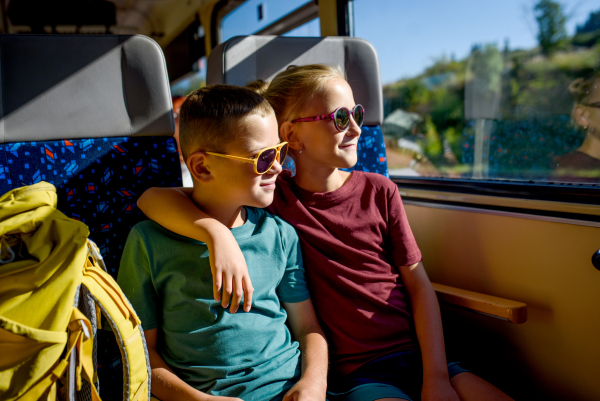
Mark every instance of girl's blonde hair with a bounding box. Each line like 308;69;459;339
245;79;270;96
257;64;346;128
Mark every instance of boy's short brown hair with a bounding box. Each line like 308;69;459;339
178;84;274;161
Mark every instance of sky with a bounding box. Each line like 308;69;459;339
353;0;600;84
219;0;600;85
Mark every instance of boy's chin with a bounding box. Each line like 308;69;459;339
249;194;275;209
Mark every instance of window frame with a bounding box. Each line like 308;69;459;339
392;176;600;206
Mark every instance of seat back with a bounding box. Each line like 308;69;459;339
0;33;181;400
0;34;181;273
207;35;389;176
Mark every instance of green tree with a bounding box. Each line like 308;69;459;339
576;9;600;34
534;0;567;55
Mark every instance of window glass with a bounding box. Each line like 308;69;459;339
355;0;600;184
170;56;207;97
222;0;314;42
283;17;320;37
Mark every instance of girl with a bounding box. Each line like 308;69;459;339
138;65;512;401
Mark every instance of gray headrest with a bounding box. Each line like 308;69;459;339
207;36;383;126
0;34;174;143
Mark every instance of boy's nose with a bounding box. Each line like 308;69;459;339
267;159;283;175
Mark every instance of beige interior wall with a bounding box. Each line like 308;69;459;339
151;0;216;51
405;203;600;401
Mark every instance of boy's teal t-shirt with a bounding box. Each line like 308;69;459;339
117;207;310;400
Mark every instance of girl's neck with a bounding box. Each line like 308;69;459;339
293;165;352;193
578;131;600;160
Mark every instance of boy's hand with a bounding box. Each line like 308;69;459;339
282;377;326;401
421;377;460;401
207;225;254;313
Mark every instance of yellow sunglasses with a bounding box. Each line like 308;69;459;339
206;142;289;175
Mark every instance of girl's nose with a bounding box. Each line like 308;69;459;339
346;115;362;138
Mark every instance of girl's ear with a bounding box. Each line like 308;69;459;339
280;121;303;151
187;151;213;183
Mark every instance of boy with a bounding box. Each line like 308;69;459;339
117;85;328;401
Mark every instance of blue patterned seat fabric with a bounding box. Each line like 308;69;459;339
0;127;385;275
0;136;182;277
342;126;389;177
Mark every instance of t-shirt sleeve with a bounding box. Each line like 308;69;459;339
275;219;311;303
387;184;422;267
117;226;159;330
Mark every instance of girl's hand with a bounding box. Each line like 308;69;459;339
282;378;326;401
206;225;254;313
421;377;460;401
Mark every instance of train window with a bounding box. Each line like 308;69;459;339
283;17;320;37
170;57;207;96
355;0;600;186
222;0;315;41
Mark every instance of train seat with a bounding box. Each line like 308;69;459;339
0;34;181;272
206;35;527;324
0;33;181;398
207;35;389;176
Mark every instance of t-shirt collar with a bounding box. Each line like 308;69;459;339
291;171;359;204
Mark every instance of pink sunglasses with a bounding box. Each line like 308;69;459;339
291;105;364;132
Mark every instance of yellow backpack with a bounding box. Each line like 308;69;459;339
0;182;150;401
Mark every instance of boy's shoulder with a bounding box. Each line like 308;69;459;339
131;219;167;236
130;219;200;244
249;207;298;239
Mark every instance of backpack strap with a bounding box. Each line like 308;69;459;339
82;241;150;401
17;308;99;401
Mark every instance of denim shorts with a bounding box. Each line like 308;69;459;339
327;350;468;401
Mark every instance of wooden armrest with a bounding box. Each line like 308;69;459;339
432;283;527;324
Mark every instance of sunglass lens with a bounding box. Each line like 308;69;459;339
257;148;276;173
335;108;350;131
353;105;364;127
279;143;289;164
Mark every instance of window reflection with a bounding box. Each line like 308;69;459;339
357;0;600;184
552;72;600;182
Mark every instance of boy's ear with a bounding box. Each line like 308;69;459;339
187;151;213;183
280;121;302;151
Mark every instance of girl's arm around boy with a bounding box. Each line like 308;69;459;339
138;187;252;314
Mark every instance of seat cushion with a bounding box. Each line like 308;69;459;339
342;126;389;177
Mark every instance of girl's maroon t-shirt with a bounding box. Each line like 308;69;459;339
268;170;422;378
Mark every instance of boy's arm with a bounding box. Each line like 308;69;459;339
137;187;253;313
144;329;243;401
281;299;328;401
399;262;460;401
